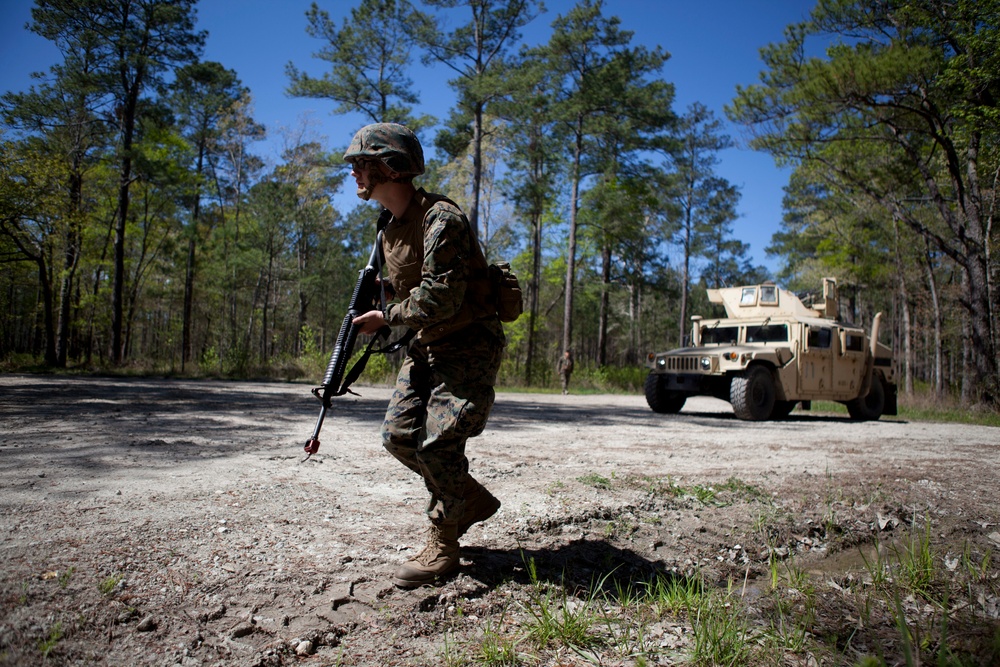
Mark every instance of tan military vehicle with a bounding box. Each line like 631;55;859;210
644;278;898;421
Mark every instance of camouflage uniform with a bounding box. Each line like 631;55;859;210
380;189;506;526
556;353;574;394
343;123;504;587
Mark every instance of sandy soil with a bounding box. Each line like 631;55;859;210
1;374;998;665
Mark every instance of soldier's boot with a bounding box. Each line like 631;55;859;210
393;522;460;589
457;477;501;539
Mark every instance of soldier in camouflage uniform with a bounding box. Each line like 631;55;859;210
347;123;505;588
556;350;574;395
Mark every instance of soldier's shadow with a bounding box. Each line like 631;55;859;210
459;537;686;599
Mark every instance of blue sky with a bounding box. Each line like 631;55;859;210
0;0;815;274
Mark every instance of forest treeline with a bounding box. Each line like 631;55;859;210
1;0;997;408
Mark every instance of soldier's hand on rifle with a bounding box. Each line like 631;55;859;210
353;309;387;335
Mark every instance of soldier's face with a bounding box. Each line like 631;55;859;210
351;159;381;201
351;158;373;183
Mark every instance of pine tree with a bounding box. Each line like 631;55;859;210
729;0;1000;405
286;0;427;128
29;0;204;364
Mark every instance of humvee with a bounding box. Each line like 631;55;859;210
644;278;898;421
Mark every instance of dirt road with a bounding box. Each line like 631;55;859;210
1;374;998;665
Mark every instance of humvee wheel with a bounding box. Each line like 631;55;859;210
846;374;885;421
644;373;686;414
770;400;796;420
731;365;776;421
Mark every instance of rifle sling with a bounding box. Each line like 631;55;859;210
335;328;416;397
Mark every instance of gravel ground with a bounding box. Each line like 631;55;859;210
1;374;998;665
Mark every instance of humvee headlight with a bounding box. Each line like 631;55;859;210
656;358;666;368
700;356;711;370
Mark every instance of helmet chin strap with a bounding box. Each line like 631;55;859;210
355;163;390;201
358;165;398;201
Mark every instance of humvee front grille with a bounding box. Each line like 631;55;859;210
665;356;700;371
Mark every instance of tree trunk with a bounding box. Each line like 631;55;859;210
34;257;58;366
524;213;542;385
892;219;913;395
923;242;942;397
961;307;972;404
678;208;691;345
597;244;611;366
470;102;484;235
56;168;83;367
562;123;583;355
111;169;129;365
111;70;143;365
182;145;205;371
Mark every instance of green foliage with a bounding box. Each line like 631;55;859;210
645;572;705;618
690;591;754;666
286;0;427;128
728;0;1000;406
890;518;937;600
521;557;603;651
38;622;63;658
718;476;769;502
359;348;396;385
297;325;328;379
1;0;995;412
576;473;612;490
199;346;222;376
98;574;122;597
476;620;521;666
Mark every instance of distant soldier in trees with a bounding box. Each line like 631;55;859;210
556;349;574;395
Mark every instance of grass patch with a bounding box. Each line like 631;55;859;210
521;557;604;652
717;476;770;502
58;567;75;589
646;572;705;618
812;396;1000;427
690;590;755;666
98;574;122;596
38;622;63;658
576;473;612;490
891;518;937;600
476;622;520;666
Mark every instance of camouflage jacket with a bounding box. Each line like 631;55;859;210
382;189;503;344
557;357;574;375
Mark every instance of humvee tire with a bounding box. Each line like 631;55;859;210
731;365;776;421
846;374;885;421
644;373;686;414
770;400;797;420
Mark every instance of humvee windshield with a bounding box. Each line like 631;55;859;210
700;326;739;345
746;324;789;343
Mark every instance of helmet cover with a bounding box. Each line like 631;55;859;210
343;123;425;176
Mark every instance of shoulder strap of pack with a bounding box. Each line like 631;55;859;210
413;189;488;272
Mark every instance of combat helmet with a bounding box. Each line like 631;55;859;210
344;123;424;177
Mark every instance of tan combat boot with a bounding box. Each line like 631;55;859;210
393;522;460;588
457;477;501;539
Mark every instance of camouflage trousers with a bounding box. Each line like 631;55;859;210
382;324;504;525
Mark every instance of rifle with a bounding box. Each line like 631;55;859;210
303;208;412;460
